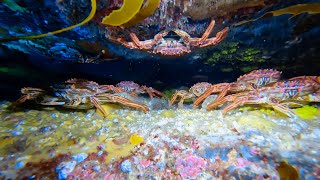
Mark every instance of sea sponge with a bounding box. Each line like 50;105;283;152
0;0;96;42
101;0;144;26
235;2;320;26
294;105;320;120
123;0;161;27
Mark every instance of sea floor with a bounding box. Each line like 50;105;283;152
0;98;319;180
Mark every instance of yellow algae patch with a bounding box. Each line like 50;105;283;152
234;2;320;26
123;0;161;27
238;112;277;131
97;103;122;118
0;0;96;42
160;110;176;118
102;0;144;26
295;105;320;120
0;137;17;155
129;133;144;145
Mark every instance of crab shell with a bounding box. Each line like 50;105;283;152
116;81;143;93
237;69;282;87
153;39;191;56
189;82;212;96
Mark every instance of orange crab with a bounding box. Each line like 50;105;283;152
206;76;320;117
13;79;150;117
116;81;166;99
109;20;229;56
193;69;282;108
170;82;211;108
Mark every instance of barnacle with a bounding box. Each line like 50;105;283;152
0;0;96;42
235;2;320;26
123;0;161;27
101;0;144;26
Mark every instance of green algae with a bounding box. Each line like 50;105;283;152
160;110;176;118
205;42;265;67
294;105;320;120
238;111;277;131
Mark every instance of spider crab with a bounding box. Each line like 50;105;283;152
206;76;320;117
193;69;282;108
115;81;167;99
109;20;229;56
13;79;150;117
170;82;211;108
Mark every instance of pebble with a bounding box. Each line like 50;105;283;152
12;131;22;136
72;153;88;163
121;160;132;173
97;151;103;157
93;165;101;172
15;161;24;169
56;161;77;180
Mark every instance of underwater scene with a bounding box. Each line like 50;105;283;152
0;0;320;179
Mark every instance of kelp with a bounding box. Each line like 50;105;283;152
123;0;161;27
0;0;96;42
234;2;320;26
101;0;144;26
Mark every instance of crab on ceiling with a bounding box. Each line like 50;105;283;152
0;0;319;62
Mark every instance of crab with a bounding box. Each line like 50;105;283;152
193;69;282;108
205;76;320;117
13;79;150;117
116;81;166;99
170;82;211;108
109;20;229;56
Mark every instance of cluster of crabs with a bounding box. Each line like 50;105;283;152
170;69;320;117
14;69;320;118
12;79;165;117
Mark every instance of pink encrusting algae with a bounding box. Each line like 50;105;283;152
175;153;207;179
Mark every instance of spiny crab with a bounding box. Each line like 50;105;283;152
115;81;167;99
109;20;229;56
193;69;282;108
170;82;211;108
12;79;150;117
206;76;320;117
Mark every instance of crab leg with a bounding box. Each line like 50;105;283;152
221;95;297;118
90;97;108;117
199;27;229;48
199;20;215;44
269;103;296;118
153;30;169;44
97;93;150;112
193;83;229;108
141;86;167;99
172;29;192;45
12;87;46;108
130;33;144;49
170;90;191;106
130;30;169;50
38;97;66;106
99;85;124;93
222;98;246;116
109;36;139;49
